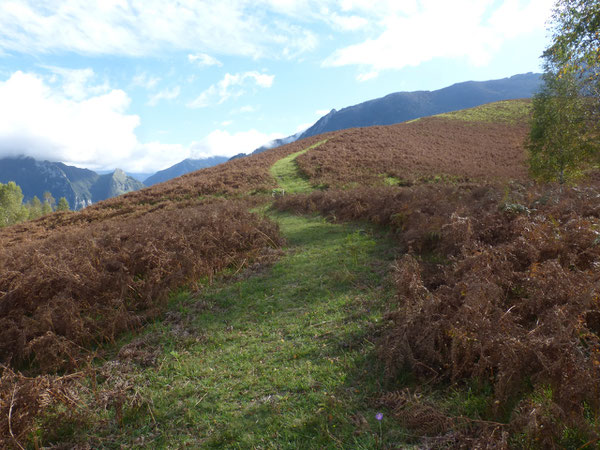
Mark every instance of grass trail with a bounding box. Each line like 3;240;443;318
47;145;414;448
269;140;326;194
65;211;405;448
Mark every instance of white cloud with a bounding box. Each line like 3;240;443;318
356;71;378;82
43;66;110;100
231;105;259;115
188;53;223;67
0;0;554;75
0;71;143;170
0;0;319;59
323;0;554;76
188;71;274;108
327;12;369;31
0;71;194;172
147;86;181;106
295;122;312;133
132;72;161;90
190;129;284;159
0;70;285;172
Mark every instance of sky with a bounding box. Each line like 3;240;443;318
0;0;556;174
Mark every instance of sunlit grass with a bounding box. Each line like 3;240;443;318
270;140;327;194
58;211;410;448
435;99;532;124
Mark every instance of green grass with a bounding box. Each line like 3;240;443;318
54;211;415;448
435;99;532;124
270;140;327;194
380;175;411;187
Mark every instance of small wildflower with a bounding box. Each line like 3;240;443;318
375;412;383;421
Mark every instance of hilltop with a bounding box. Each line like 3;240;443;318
1;99;600;448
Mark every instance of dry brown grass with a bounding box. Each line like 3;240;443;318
275;183;600;446
295;117;529;188
0;135;341;445
0;201;282;373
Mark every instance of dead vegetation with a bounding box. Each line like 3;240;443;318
295;116;529;188
0;201;282;372
275;183;600;446
0;97;587;446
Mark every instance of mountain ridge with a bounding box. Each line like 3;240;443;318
0;156;144;209
144;156;229;186
298;72;541;139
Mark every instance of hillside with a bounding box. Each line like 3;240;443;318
0;157;144;209
231;73;541;160
298;72;540;139
2;100;600;448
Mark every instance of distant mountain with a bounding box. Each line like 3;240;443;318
0;157;144;210
299;73;541;139
97;170;154;182
92;169;146;200
143;156;229;186
232;73;542;160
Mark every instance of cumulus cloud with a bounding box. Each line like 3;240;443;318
188;72;274;108
0;70;282;172
188;53;223;67
0;71;143;169
323;0;555;78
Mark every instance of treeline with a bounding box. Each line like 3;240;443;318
0;181;69;228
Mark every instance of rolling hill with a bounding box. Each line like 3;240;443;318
2;99;600;448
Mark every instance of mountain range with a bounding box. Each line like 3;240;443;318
0;157;144;210
0;72;543;206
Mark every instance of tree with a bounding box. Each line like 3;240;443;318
0;182;28;227
545;0;600;104
528;70;593;183
41;200;53;216
528;0;600;183
43;191;56;210
26;196;43;220
56;197;70;212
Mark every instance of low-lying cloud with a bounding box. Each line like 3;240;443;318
0;71;279;173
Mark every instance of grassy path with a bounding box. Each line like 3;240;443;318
269;140;326;194
58;145;410;448
80;211;400;448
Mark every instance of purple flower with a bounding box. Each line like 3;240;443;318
375;412;383;421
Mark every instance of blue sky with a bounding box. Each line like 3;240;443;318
0;0;555;173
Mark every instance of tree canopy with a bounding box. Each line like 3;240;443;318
0;182;28;227
528;0;600;183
